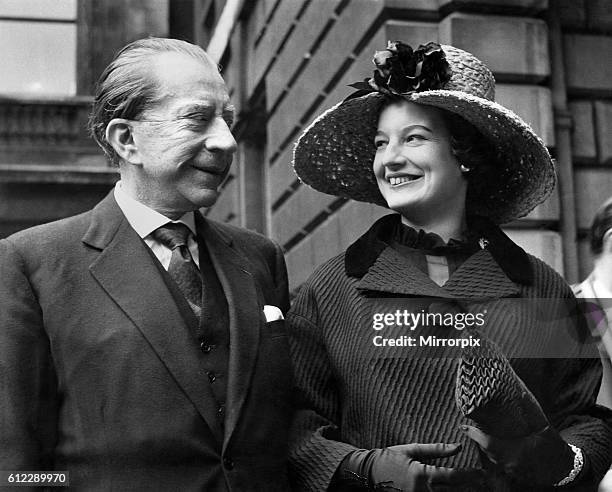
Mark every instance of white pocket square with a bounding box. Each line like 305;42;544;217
263;305;284;322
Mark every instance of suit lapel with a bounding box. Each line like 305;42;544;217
443;249;519;298
84;193;224;443
358;247;453;297
195;216;261;450
358;246;519;299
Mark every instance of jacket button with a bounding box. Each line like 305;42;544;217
223;456;234;470
207;371;217;383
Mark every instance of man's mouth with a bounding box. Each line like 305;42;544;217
387;174;423;186
193;165;229;178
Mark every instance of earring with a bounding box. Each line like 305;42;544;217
460;164;472;173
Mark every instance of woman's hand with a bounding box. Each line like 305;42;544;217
336;442;486;491
461;425;578;486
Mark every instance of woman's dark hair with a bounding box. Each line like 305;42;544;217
590;197;612;256
88;37;216;166
441;110;501;213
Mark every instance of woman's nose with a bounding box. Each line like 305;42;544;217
381;142;405;168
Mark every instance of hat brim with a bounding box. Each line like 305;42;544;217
293;91;555;224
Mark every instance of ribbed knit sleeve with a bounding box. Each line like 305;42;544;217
287;260;358;491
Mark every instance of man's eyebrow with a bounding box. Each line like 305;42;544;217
175;103;235;116
175;103;215;114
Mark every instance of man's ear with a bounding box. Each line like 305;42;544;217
106;119;142;165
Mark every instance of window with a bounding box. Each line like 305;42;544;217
0;0;77;97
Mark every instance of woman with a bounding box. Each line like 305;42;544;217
288;41;612;491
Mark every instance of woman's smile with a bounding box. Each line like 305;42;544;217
387;173;424;187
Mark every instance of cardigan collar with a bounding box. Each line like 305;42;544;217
345;214;532;296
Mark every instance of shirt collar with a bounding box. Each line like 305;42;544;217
114;181;197;239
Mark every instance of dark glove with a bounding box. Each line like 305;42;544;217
461;424;579;486
335;442;486;491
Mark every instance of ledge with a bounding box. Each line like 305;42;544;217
0;95;93;105
0;164;118;185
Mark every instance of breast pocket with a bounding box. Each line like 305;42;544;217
261;319;287;339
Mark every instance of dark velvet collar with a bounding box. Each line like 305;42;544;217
345;214;533;285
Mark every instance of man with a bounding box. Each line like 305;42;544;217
573;197;612;492
0;38;292;491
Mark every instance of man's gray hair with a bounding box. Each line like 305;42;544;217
88;37;216;166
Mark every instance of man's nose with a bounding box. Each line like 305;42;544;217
205;118;237;154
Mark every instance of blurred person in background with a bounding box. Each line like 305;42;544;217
573;197;612;492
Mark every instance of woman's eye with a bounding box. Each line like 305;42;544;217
374;139;387;148
405;134;425;142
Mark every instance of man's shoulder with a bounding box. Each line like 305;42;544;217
2;210;93;253
205;217;280;253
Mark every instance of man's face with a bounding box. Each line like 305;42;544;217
129;52;237;216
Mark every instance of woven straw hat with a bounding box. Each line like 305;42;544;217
292;42;555;224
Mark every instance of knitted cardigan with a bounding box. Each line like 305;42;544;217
287;215;612;491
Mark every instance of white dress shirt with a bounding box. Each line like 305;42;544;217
114;182;200;270
592;275;612;301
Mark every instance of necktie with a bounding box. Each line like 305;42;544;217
152;223;202;317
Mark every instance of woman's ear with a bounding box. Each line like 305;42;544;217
105;119;142;165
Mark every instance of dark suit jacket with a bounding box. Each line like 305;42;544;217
0;191;293;491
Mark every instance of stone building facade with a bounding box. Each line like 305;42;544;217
0;0;171;237
205;0;612;290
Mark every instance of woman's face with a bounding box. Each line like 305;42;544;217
373;100;468;224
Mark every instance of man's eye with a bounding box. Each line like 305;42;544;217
185;114;209;122
406;134;425;142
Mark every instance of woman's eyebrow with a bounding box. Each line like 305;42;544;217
401;124;433;132
375;124;432;136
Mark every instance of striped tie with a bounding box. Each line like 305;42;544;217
152;223;202;317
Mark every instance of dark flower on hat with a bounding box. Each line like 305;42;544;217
348;41;452;98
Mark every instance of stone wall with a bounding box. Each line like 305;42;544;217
214;0;608;290
559;0;612;277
